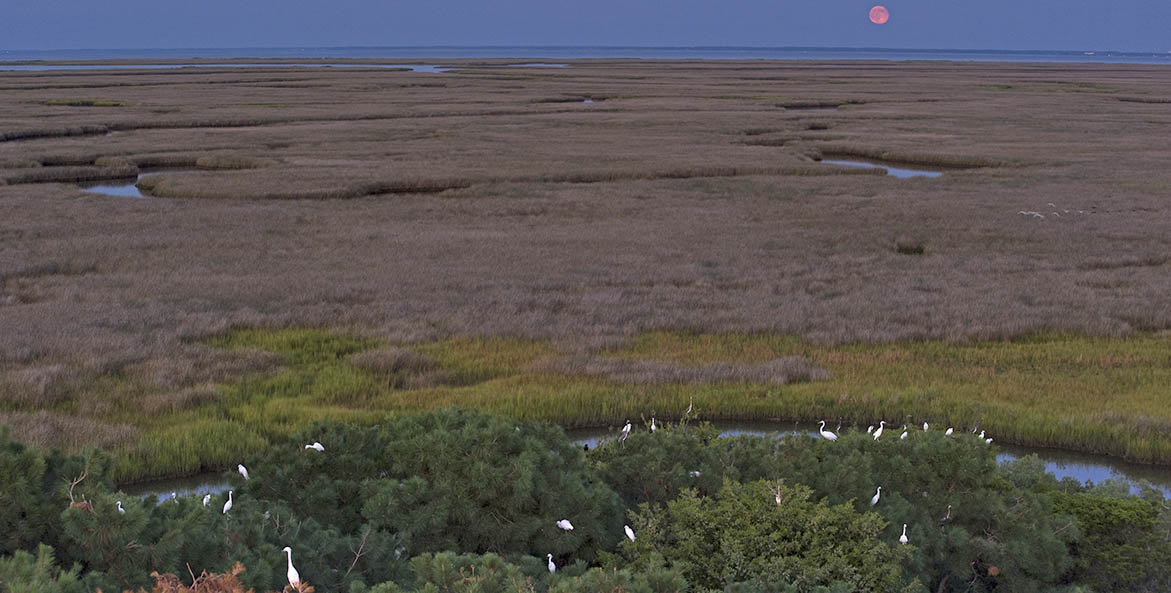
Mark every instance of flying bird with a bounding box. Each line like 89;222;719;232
624;525;636;541
305;442;325;452
556;519;574;531
283;547;300;586
222;491;233;514
818;420;838;441
870;486;882;506
899;524;908;544
237;464;249;480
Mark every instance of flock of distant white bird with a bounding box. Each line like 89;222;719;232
816;418;992;546
117;410;984;587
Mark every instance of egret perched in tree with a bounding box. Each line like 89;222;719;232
899;524;908;544
283;547;300;586
923;421;929;431
305;442;324;452
202;494;210;507
237;464;249;480
650;417;656;432
556;519;574;531
818;420;838;441
685;397;693;416
619;420;632;442
945;428;954;436
222;491;233;514
546;554;556;573
870;486;881;506
873;421;885;440
624;525;636;541
116;500;125;514
689;471;701;477
939;504;952;525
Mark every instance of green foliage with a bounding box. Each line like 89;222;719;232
355;410;625;560
622;480;913;593
587;421;729;507
1053;491;1171;592
0;545;85;593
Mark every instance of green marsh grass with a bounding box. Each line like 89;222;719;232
52;327;1171;482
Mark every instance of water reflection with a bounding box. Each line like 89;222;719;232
821;159;942;179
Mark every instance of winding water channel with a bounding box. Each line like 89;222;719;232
123;421;1171;500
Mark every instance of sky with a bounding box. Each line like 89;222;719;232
3;1;1169;53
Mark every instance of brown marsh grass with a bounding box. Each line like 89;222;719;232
2;59;1171;468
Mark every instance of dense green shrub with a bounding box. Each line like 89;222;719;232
0;545;86;593
621;480;915;593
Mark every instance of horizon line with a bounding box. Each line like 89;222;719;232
2;44;1169;56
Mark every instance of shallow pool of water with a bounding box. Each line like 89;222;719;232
571;421;1171;496
821;159;942;179
78;169;196;198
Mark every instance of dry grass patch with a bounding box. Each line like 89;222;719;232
0;410;137;450
544;356;830;385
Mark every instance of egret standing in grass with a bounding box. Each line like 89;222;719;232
873;421;885;440
222;491;233;514
624;525;636;541
556;519;574;531
870;486;881;506
923;422;929;431
237;464;249;480
202;494;210;507
900;424;908;440
650;417;656;433
546;554;556;573
283;547;300;586
866;425;874;434
899;524;908;544
305;442;325;452
619;420;631;442
818;420;838;441
945;427;954;436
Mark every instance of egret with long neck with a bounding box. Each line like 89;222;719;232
283;547;300;586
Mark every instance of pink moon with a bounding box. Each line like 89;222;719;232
869;5;890;25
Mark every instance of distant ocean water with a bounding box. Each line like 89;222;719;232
2;46;1170;65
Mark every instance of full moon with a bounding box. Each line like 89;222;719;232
869;5;890;25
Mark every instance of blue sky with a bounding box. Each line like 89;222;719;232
3;1;1169;52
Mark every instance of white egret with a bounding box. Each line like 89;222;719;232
870;486;881;506
685;397;693;416
547;554;556;573
873;421;885;440
866;425;874;434
171;491;177;502
945;428;954;436
818;420;838;441
899;524;908;544
116;500;125;514
222;491;233;514
689;471;701;477
305;442;325;452
624;525;636;541
556;519;574;531
650;417;656;433
619;421;632;443
237;464;249;480
283;547;300;586
978;430;985;439
900;428;908;440
939;504;952;525
986;438;993;444
923;421;929;431
202;494;211;507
